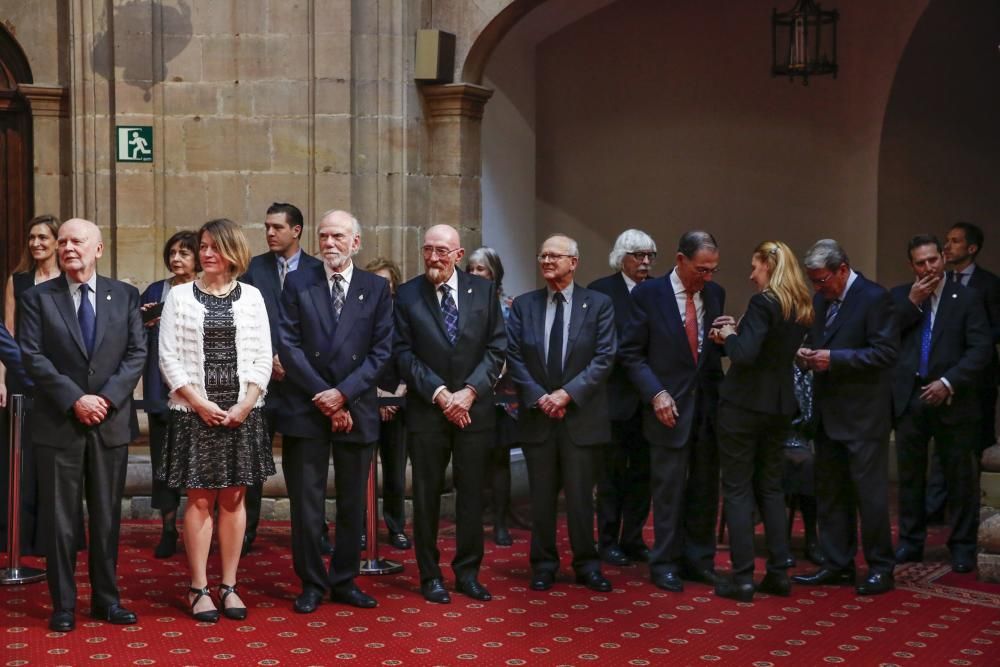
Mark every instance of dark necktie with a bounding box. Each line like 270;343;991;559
440;284;458;345
918;300;933;378
949;270;961;286
331;274;345;321
547;292;565;389
279;259;288;288
684;290;699;362
78;283;96;356
824;298;841;332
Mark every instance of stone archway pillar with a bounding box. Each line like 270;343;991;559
421;83;493;251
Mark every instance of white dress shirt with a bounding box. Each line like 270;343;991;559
670;269;703;354
543;282;574;364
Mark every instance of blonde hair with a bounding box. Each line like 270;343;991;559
754;240;814;326
199;218;251;277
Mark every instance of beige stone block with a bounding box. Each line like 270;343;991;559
371;224;421;268
184;117;270;172
205;173;249;222
162;82;218;116
424;119;463;175
245;173;308;224
405;174;430;228
314;32;352;80
352;0;378;35
194;0;267;35
428;175;462;227
116;226;160;286
161;0;196;35
271;118;312;173
114;30;155;83
315;78;351;115
313;172;353;217
34;175;67;216
114;172;157;228
32;117;65;175
264;35;310;80
315;0;351;32
352;116;379;175
984;472;1000;511
114;80;154;113
267;0;309;34
352;80;378;116
352;34;378;82
252;80;310;116
201;35;272;81
162;35;202;82
217;81;254;116
313;116;352;173
378;35;406;81
161;116;187;172
163;174;207;229
981;513;1000;553
351;173;378;225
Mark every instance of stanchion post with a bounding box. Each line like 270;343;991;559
2;394;45;584
358;445;402;575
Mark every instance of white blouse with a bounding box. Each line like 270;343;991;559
158;281;272;411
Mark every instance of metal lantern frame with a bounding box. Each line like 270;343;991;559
772;0;839;84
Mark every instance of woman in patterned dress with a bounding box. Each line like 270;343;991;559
158;219;274;622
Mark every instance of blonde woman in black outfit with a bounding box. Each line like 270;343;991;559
709;241;814;602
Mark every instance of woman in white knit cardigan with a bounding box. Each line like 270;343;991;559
158;218;274;623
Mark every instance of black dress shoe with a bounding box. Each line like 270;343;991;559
894;545;924;564
530;571;554;591
952;559;974;574
622;545;650;563
792;568;855;586
575;571;612;592
319;533;335;556
91;603;138;625
494;525;513;547
154;529;178;559
652;572;684;592
389;532;412;550
456;578;493;601
241;534;254;557
715;578;755;602
420;578;451;604
49;610;75;632
805;541;826;566
757;572;792;597
780;555;797;569
856;571;895;596
332;585;378;608
681;567;723;587
599;545;632;567
294;589;324;614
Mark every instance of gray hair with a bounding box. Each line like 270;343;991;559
608;229;657;270
541;233;580;258
803;239;849;271
319;209;362;255
677;230;718;259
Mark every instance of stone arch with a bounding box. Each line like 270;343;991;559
460;0;547;85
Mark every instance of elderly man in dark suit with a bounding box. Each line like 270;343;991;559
891;235;991;574
19;218;146;632
278;210;393;612
507;234;617;592
621;230;726;593
587;229;657;566
241;202;327;556
394;224;506;604
793;239;899;595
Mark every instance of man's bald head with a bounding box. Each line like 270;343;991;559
58;218;104;282
422;224;464;284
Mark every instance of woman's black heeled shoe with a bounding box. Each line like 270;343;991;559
219;583;248;620
188;586;220;623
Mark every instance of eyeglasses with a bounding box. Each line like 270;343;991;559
809;273;835;285
693;266;721;276
422;245;461;259
627;251;657;261
537;253;574;263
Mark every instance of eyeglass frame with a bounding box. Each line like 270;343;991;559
536;253;576;263
626;251;657;261
422;245;462;259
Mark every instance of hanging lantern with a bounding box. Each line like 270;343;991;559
772;0;839;84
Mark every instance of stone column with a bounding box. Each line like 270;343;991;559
421;82;493;254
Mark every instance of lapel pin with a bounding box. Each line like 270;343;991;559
106;294;112;300
467;288;473;294
951;293;957;298
582;303;588;309
359;294;364;301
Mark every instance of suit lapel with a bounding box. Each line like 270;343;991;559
656;273;684;339
697;285;719;369
533;290;548;370
820;275;864;346
330;270;368;349
52;276;88;358
456;271;476;342
307;268;336;336
930;284;957;350
421;276;451;342
567;284;587;350
92;276;112;356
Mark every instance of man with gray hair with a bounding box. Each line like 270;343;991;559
793;239;899;595
588;229;657;566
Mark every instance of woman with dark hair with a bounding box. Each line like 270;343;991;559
3;214;61;334
158;219;274;622
466;247;519;546
709;240;815;602
140;231;200;558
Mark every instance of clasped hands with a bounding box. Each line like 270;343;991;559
73;394;111;426
435;387;476;428
537;388;570;420
192;396;253;429
707;315;737;345
796;347;831;372
313;388;354;432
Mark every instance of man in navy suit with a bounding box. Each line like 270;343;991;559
394;224;506;603
891;235;991;573
19;218;146;632
241;202;327;556
621;230;726;593
278;210;393;611
0;323;24;394
507;234;617;592
793;239;899;595
587;229;657;566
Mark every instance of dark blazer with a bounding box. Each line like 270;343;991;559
890;281;992;423
0;322;25;388
620;271;726;448
807;273;898;441
139;279;170;414
506;284;616;445
393;270;506;433
719;292;809;416
277;264;393;443
18;275;146;448
242;250;324;409
587;272;641;421
966;264;1000;385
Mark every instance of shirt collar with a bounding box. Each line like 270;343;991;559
837;269;859;302
434;268;460;294
547;282;575;303
959;263;976;277
669;269;692;295
621;271;637;292
67;272;98;295
324;259;354;286
276;248;302;270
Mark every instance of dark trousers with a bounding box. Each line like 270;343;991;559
596;411;651;551
523;422;601;576
408;428;490;583
895;393;980;561
283;435;374;594
982;382;998;452
147;412;181;512
814;429;894;575
649;414;719;576
718;402;792;583
36;433;129;612
377;414;407;535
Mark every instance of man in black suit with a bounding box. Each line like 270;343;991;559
793;239;899;595
278;210;393;611
19;218;146;632
587;229;657;566
507;234;617;592
620;230;726;593
891;235;991;573
241;202;328;556
394;224;506;603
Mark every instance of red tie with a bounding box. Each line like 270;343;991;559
685;290;699;362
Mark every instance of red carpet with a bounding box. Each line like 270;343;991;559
3;520;999;666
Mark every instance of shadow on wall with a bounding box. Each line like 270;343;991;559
91;0;193;101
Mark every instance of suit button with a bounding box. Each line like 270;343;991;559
314;352;320;357
89;368;95;376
